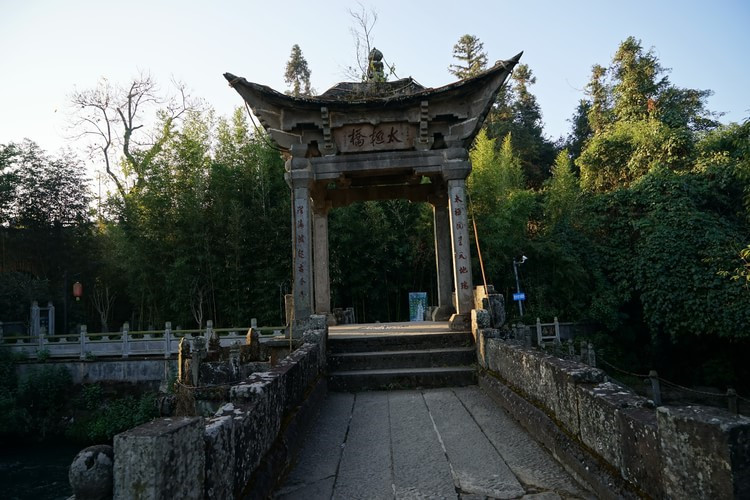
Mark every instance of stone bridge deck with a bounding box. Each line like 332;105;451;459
275;386;592;499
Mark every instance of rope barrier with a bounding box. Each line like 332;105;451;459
658;378;733;398
596;355;650;379
594;351;748;403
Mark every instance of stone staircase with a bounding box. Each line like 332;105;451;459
327;332;477;391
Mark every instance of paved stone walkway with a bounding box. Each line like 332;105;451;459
275;386;593;499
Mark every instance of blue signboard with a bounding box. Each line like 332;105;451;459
513;292;526;301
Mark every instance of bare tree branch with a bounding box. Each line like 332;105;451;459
68;72;196;204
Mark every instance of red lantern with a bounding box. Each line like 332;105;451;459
73;282;83;301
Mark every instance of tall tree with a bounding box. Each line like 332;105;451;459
69;74;195;202
486;64;556;187
544;149;579;226
284;44;312;97
585;64;612;134
611;36;666;123
564;99;593;162
448;34;488;80
576;37;717;192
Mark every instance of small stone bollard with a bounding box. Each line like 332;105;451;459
587;342;596;366
69;445;114;500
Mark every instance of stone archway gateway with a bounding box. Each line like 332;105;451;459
225;52;521;336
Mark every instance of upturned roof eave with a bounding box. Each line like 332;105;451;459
223;51;522;111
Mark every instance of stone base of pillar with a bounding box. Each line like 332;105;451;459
448;313;471;332
325;313;337;327
432;304;456;322
291;317;310;339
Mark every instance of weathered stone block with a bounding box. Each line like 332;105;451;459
657;405;750;499
471;309;491;337
618;406;662;497
114;417;204;500
484;338;501;372
225;401;271;494
203;413;234;500
309;314;327;330
432;304;456;321
577;382;649;470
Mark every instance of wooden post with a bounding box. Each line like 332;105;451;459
649;370;662;406
536;317;542;346
553;316;560;343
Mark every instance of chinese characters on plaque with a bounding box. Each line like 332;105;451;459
334;123;415;153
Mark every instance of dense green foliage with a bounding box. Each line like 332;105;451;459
0;351;158;444
66;383;159;443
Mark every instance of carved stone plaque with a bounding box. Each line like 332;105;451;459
334;123;415;153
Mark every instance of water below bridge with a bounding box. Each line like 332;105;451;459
275;321;593;499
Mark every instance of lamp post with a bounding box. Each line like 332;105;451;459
512;255;527;317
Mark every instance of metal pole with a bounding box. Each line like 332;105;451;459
513;260;524;316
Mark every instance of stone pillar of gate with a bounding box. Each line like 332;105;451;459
312;201;332;319
285;145;314;337
431;196;455;321
443;149;473;330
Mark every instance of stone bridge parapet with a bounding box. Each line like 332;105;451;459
113;316;328;499
474;323;750;499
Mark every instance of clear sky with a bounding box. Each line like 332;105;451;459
2;0;748;158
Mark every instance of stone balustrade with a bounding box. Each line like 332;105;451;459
0;320;284;359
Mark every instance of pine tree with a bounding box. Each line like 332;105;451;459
448;34;488;80
284;44;312;97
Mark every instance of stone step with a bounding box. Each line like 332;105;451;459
329;347;476;372
328;332;472;354
328;366;477;392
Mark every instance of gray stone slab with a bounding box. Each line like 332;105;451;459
388;390;457;499
275;476;336;500
333;391;393;499
278;392;354;493
452;386;591;498
423;389;525;499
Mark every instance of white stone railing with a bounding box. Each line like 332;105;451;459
0;321;284;359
